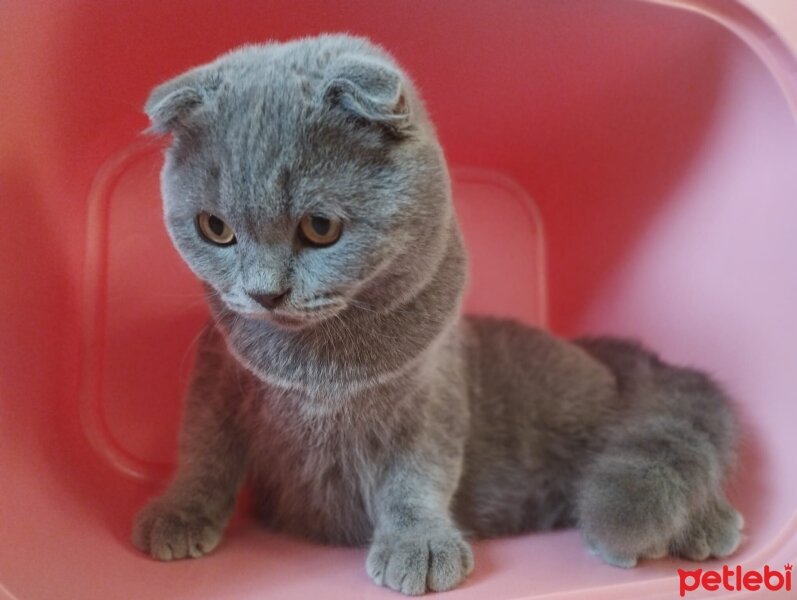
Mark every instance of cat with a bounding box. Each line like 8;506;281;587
132;34;743;595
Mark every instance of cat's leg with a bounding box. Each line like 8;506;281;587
132;324;249;560
574;342;742;567
577;414;743;567
366;461;474;595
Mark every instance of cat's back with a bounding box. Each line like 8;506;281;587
462;315;617;418
453;316;622;535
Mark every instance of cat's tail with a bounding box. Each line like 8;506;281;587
573;337;743;567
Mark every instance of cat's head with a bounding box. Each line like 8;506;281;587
146;35;458;330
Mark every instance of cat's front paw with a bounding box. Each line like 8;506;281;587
132;498;223;561
366;527;474;595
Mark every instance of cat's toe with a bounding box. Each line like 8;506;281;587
366;527;473;595
584;534;638;568
672;498;743;561
132;500;223;561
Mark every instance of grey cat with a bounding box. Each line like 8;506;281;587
132;34;743;595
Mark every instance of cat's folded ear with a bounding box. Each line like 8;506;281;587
323;54;412;135
144;66;221;135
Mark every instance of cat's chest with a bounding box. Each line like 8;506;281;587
246;397;386;544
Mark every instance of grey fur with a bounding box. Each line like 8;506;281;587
132;35;742;594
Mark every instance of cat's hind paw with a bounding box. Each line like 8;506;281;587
582;495;744;568
670;498;744;561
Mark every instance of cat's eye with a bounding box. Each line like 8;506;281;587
298;215;343;247
197;212;236;246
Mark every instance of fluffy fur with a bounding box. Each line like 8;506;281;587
132;34;742;595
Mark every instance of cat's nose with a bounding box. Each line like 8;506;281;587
250;289;290;310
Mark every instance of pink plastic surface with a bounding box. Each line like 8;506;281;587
1;1;796;599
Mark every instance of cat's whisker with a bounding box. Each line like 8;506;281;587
177;322;212;378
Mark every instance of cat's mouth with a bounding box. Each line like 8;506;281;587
267;311;311;329
228;297;348;329
275;301;348;326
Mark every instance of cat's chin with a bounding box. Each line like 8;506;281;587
268;312;317;330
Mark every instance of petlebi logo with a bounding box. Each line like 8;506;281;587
678;563;792;596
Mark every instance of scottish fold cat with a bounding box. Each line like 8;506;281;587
132;34;742;595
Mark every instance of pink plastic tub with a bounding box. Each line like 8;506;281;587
1;1;796;599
